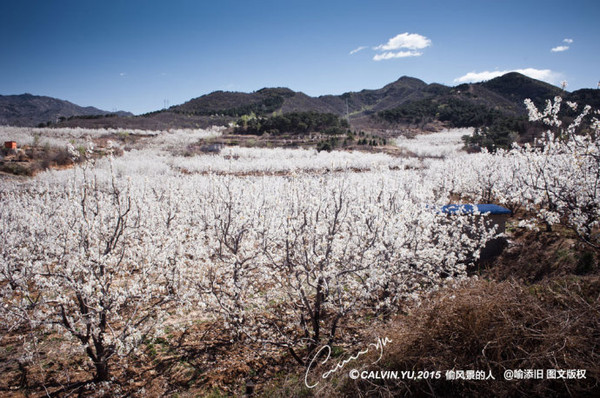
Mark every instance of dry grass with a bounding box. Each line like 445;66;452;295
0;146;77;176
482;225;598;283
311;277;600;397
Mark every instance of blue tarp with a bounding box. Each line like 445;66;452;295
439;204;511;215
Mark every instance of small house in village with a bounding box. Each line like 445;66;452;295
4;141;17;150
439;204;511;261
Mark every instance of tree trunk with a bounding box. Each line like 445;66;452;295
94;359;110;382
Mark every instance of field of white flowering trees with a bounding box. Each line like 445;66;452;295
1;97;599;396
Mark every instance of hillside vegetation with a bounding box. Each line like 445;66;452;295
0;93;131;127
13;73;594;137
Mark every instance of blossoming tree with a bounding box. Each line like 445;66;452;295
0;159;189;382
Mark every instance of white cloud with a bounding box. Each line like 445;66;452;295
454;71;506;83
374;32;431;51
373;51;422;61
349;46;367;55
563;38;573;44
454;68;560;84
120;72;127;77
370;32;431;61
551;45;569;52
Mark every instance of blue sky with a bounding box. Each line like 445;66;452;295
1;0;598;115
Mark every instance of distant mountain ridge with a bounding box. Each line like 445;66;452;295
4;73;599;130
166;72;575;122
166;76;438;118
0;93;132;127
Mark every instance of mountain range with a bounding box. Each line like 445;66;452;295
0;94;132;127
2;73;599;130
